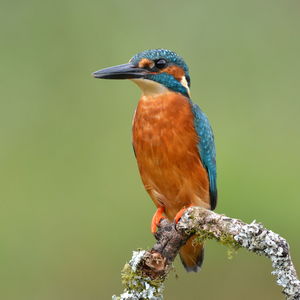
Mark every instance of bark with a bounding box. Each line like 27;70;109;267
112;207;300;300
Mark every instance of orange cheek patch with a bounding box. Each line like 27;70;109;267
161;66;185;81
138;58;154;69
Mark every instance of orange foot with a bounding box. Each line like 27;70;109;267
174;204;193;223
151;206;165;234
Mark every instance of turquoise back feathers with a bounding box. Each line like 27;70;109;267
191;103;217;209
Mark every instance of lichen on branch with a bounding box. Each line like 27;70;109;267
113;207;300;300
112;250;165;300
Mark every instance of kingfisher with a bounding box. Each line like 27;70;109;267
93;49;217;272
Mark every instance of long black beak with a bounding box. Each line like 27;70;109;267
93;63;147;79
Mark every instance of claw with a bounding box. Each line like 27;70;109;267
151;206;165;234
174;205;193;223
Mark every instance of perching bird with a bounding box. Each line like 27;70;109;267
93;49;217;272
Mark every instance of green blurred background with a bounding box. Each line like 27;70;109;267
1;0;299;299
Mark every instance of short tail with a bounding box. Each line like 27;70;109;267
179;236;204;272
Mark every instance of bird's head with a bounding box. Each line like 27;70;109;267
93;49;191;98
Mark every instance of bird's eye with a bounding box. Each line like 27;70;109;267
155;59;167;69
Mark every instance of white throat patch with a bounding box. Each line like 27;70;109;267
131;79;169;97
132;76;190;98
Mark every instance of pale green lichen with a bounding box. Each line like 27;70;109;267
219;232;240;259
112;250;165;300
192;229;240;260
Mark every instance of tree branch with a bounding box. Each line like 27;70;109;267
112;207;300;300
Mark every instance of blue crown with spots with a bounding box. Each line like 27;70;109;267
130;49;189;76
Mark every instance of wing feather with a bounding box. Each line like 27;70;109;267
191;102;217;210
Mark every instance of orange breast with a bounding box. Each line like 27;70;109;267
132;92;210;219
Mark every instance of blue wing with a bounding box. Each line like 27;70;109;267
191;102;217;210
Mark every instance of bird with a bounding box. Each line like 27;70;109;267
93;49;217;272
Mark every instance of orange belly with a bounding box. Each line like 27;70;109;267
132;92;210;220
